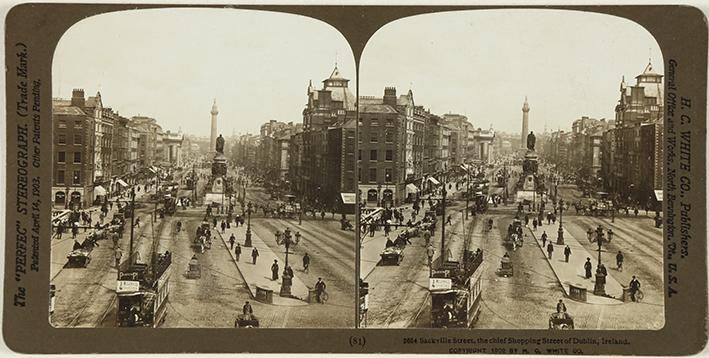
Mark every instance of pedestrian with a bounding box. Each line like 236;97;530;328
242;301;253;316
271;260;279;280
213;217;218;228
303;252;310;273
556;299;567;313
251;247;259;264
446;215;452;226
634;207;639;216
546;242;554;259
616;250;624;271
229;233;235;250
221;220;226;234
315;277;327;303
114;247;123;269
72;223;79;239
384;223;390;237
532;218;538;231
563;245;571;263
629;276;641;302
320;210;326;220
584;257;593;279
541;231;547;247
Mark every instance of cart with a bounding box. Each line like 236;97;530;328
66;249;92;267
548;312;575;330
185;258;201;279
380;247;404;265
234;314;260;328
496;255;514;277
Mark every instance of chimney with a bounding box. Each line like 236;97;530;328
383;87;397;106
71;88;85;107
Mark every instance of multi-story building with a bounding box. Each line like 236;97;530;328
52;90;97;208
302;66;357;208
612;62;664;204
163;130;184;167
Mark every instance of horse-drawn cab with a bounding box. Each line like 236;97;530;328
549;311;574;329
496;253;514;277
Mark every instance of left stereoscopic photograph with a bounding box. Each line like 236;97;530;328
49;8;356;328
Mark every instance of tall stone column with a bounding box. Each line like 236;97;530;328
521;97;530;149
210;99;219;155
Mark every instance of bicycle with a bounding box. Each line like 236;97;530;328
634;289;644;303
317;290;329;304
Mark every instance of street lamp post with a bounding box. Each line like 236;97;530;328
276;229;299;297
556;198;564;245
593;225;607;296
244;201;253;247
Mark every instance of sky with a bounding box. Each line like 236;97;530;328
360;9;664;134
54;9;663;136
53;8;356;136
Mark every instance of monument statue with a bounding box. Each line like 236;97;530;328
527;131;536;151
216;134;225;154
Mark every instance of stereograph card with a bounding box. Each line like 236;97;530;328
2;2;707;355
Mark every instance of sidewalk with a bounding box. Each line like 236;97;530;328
216;223;308;306
527;222;623;305
50;187;154;280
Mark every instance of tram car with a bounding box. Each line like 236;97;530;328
117;252;171;327
430;251;484;328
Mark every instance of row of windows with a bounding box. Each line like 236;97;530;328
55;169;81;185
57;134;83;145
359;118;396;127
57;151;82;164
358;168;394;183
358;149;394;161
359;131;395;143
57;119;83;129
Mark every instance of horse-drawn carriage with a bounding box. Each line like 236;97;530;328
185;255;201;279
66;237;99;268
503;219;523;249
380;246;404;266
548;312;575;330
234;314;260;328
495;253;514;277
192;222;211;253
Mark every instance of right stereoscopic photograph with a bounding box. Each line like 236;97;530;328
357;10;665;329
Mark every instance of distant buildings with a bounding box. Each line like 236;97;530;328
544;62;664;208
52;89;183;209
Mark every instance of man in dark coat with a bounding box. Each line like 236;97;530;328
302;253;310;273
616;251;624;271
563;245;572;263
271;260;279;281
541;231;548;248
629;276;641;301
234;243;242;262
584;258;593;279
315;278;327;303
546;242;554;259
251;247;259;264
229;233;235;250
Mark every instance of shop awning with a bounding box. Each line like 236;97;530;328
427;177;441;186
340;193;356;205
654;190;663;202
94;185;107;196
406;183;420;194
116;179;129;187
